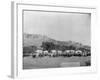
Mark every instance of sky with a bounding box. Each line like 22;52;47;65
23;10;91;46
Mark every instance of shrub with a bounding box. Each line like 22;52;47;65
85;60;91;66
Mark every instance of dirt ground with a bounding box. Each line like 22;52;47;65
23;56;91;69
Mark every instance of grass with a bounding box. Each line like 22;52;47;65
23;56;91;69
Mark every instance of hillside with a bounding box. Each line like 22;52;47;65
23;33;90;49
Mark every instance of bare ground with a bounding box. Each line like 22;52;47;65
23;56;91;69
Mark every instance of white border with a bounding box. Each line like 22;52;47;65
11;2;97;78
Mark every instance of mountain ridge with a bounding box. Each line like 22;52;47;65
23;33;90;49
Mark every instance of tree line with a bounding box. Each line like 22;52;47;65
23;41;90;54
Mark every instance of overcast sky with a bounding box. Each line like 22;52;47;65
23;11;91;46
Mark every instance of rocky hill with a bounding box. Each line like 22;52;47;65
23;33;90;49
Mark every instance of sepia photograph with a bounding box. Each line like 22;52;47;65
23;10;91;69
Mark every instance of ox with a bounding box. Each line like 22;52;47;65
64;50;73;57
